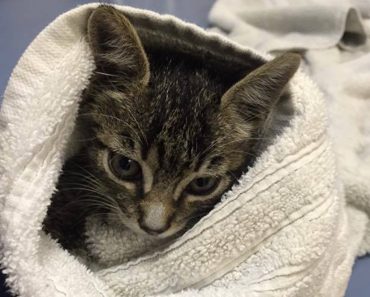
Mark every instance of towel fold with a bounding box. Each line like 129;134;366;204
210;0;370;258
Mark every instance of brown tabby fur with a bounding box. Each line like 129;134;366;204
44;5;300;250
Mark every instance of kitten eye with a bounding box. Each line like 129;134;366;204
187;177;220;196
108;152;141;181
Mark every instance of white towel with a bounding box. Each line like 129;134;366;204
0;3;368;297
210;0;370;257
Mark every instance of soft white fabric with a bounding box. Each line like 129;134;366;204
0;2;368;297
210;0;370;257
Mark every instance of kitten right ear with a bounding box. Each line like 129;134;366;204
87;6;149;85
221;53;300;137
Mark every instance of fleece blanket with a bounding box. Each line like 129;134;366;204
0;3;368;297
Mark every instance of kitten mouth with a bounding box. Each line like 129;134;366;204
138;224;179;239
110;215;162;238
136;222;185;240
152;222;189;240
106;211;185;240
140;225;167;236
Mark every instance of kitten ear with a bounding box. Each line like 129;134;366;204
87;6;149;85
221;53;300;126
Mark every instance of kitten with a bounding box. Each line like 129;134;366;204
44;6;300;250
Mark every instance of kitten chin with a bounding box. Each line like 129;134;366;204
84;215;173;267
44;5;299;252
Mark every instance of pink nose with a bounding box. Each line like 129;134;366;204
138;220;168;235
139;203;171;234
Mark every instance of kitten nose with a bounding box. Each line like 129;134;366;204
139;202;171;234
139;222;166;235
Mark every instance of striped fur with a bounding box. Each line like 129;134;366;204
44;6;300;249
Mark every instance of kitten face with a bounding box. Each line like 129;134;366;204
79;57;252;238
65;6;300;240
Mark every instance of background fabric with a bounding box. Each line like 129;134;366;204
209;0;370;264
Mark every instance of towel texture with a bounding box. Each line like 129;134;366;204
0;2;368;297
210;0;370;257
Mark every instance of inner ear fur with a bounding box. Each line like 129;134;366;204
87;5;150;85
221;53;300;134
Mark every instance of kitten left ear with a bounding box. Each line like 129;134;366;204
87;6;150;85
221;53;300;125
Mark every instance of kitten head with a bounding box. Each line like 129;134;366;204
75;6;300;239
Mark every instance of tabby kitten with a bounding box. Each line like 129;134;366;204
44;6;300;249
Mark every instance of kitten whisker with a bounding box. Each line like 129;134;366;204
122;103;148;146
61;169;103;188
79;112;144;143
227;171;240;183
65;163;99;180
94;71;120;78
71;135;98;142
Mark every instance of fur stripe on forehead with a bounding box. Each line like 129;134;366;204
84;5;299;175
